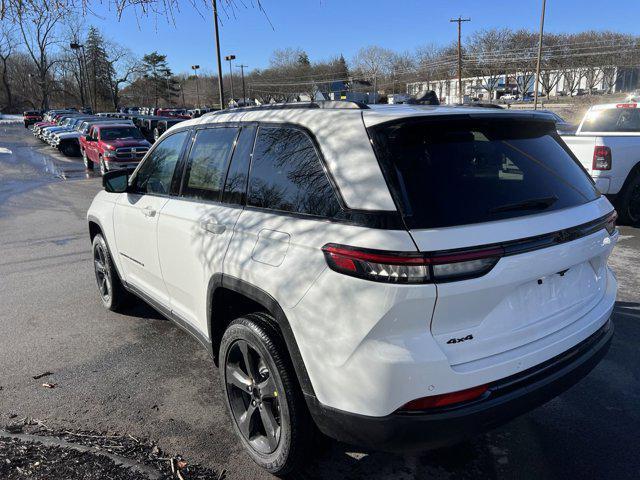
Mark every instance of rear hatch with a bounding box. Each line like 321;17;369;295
368;114;615;369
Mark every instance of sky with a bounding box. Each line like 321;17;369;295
92;0;640;75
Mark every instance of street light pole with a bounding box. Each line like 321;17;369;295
450;16;471;104
212;0;225;110
165;72;171;106
534;0;547;110
225;54;236;105
191;65;201;108
70;42;91;110
237;64;248;106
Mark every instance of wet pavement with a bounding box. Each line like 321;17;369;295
1;123;639;479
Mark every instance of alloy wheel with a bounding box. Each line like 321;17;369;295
225;339;281;454
93;243;111;303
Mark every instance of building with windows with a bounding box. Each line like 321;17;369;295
407;67;639;104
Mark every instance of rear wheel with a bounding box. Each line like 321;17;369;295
617;172;640;226
92;234;130;311
220;315;314;475
83;149;93;170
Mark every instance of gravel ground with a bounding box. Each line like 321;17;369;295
1;419;220;480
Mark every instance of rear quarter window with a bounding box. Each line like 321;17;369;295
370;118;599;229
247;126;341;218
581;108;640;132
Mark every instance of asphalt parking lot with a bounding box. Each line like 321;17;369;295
1;121;639;479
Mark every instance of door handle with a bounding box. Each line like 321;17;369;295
142;206;157;217
200;221;226;235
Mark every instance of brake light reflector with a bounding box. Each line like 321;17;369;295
592;146;612;170
616;103;637;108
322;244;503;284
398;385;489;411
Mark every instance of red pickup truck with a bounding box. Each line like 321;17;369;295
23;110;43;128
80;124;151;176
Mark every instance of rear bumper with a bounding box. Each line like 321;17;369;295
308;319;613;452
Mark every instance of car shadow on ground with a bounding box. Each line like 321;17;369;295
302;438;500;480
120;300;167;322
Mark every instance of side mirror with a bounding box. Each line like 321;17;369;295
103;169;131;193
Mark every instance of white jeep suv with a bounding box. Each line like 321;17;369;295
87;102;618;475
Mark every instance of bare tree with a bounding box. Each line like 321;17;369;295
467;28;511;101
0;21;18;111
352;45;395;101
15;1;64;109
105;43;142;110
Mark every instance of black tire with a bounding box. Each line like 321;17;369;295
61;142;75;156
219;314;314;476
617;172;640;226
92;234;130;311
83;149;93;170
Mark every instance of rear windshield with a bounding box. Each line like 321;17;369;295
370;118;599;229
581;107;640;133
100;127;144;140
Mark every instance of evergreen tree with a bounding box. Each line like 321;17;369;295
84;26;113;110
141;51;179;107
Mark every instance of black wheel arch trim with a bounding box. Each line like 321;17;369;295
87;215;126;282
207;273;316;398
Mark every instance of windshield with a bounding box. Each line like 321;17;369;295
370;118;599;229
100;127;144;140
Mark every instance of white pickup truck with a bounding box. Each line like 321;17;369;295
561;102;640;225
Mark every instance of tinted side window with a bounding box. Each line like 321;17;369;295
222;126;256;205
133;130;188;195
582;108;640;133
248;127;341;217
181;127;238;201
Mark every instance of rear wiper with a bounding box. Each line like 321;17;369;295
489;196;558;214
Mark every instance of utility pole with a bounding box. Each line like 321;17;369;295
212;0;225;110
534;0;547;110
191;65;201;108
165;71;171;106
237;64;248;106
450;16;471;104
225;54;236;105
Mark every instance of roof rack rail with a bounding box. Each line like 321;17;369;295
203;100;369;117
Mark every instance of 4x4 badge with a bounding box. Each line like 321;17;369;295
447;334;473;344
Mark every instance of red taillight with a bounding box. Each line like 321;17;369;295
616;103;637;108
592;146;612;171
398;385;489;411
321;244;503;284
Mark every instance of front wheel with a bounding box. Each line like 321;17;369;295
617;172;640;226
92;234;130;311
153;127;160;142
220;314;314;475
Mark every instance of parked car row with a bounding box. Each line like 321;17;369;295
96;111;188;142
27;109;151;175
119;106;217;118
